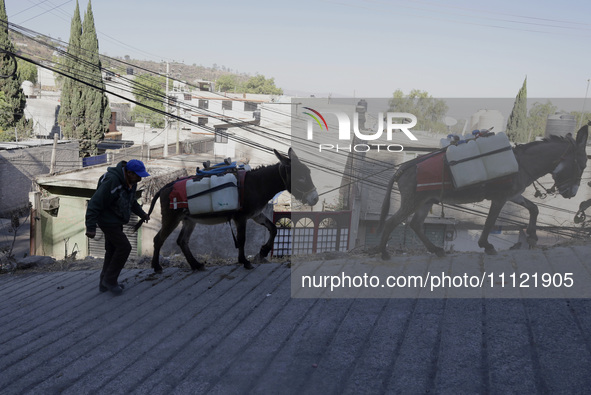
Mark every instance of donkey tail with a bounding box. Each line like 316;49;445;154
133;189;161;232
377;167;405;232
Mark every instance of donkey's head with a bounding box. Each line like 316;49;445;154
551;124;588;198
274;148;319;206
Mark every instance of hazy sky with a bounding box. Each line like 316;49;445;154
6;0;591;98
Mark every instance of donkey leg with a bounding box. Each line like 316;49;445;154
152;212;183;274
478;199;506;255
152;230;165;274
378;206;416;260
251;213;277;264
234;218;253;269
409;203;445;257
510;195;539;248
177;218;205;271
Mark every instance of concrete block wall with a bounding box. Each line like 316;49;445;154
0;141;80;215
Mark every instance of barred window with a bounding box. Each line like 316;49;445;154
215;128;228;143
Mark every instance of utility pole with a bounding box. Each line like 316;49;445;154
164;61;169;157
141;128;146;161
176;103;180;155
578;78;591;129
49;133;58;175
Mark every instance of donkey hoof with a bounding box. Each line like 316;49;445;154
433;248;446;258
244;262;254;270
381;250;391;260
191;264;206;272
153;266;163;274
527;237;538;249
253;254;268;264
484;247;497;255
510;242;522;250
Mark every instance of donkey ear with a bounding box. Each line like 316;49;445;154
274;149;290;165
287;147;300;162
576;124;589;146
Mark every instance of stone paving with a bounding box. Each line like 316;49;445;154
1;245;591;394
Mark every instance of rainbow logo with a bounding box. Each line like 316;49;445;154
303;107;328;131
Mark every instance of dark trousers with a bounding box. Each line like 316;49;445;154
99;225;132;286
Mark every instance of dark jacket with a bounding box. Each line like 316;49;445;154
85;161;146;233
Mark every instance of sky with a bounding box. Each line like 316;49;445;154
5;0;591;98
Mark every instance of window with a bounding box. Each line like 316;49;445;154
184;93;192;101
215;128;228;143
244;102;258;111
198;99;209;109
222;100;232;110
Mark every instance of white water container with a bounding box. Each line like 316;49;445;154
446;140;488;188
463;130;479;141
187;178;213;214
440;134;459;148
211;173;239;212
476;132;518;180
440;138;451;148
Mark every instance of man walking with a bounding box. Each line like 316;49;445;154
85;160;151;295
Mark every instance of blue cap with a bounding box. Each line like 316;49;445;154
126;159;150;177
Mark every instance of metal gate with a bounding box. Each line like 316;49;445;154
87;214;139;258
272;211;351;257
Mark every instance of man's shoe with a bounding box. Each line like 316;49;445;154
99;282;125;293
100;280;124;295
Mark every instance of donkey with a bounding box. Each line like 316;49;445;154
378;125;588;259
139;148;318;273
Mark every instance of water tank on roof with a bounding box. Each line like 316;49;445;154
21;81;34;96
478;110;504;133
470;109;504;133
470;109;486;130
545;112;576;138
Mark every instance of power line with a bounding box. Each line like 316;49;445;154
17;0;73;25
3;19;587;241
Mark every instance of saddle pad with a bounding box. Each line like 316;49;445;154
169;178;190;209
416;152;453;192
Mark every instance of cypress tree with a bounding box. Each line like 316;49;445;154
57;0;83;140
58;0;110;157
79;0;110;157
0;0;27;134
506;77;528;142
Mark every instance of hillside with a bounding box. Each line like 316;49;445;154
107;57;252;87
11;32;253;88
